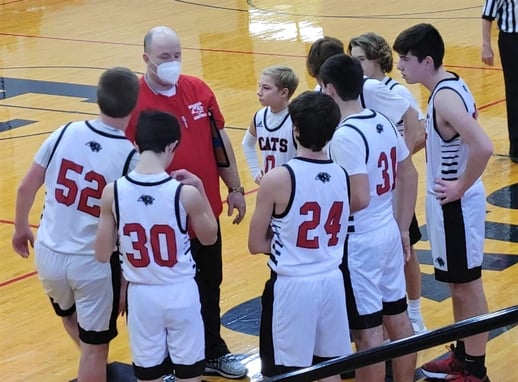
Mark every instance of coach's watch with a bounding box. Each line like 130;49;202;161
228;186;245;195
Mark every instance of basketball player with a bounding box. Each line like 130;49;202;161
126;26;247;379
394;23;493;382
95;110;218;382
242;65;299;184
11;67;140;382
319;53;417;382
348;32;428;335
306;35;420;136
248;91;353;381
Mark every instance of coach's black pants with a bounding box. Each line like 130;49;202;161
191;221;230;360
498;31;518;156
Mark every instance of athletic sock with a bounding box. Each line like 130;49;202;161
465;353;487;378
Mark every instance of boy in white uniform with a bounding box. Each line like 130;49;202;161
348;31;427;334
248;91;353;381
242;65;299;184
319;54;417;382
95;110;218;382
394;23;493;382
12;67;140;382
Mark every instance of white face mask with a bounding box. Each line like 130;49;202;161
153;60;182;85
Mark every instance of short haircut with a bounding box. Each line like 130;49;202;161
393;23;444;69
262;65;299;98
135;110;181;153
143;26;175;53
288;91;340;152
348;32;394;73
97;67;139;118
319;54;364;102
306;36;344;79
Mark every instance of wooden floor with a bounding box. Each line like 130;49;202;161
1;1;517;381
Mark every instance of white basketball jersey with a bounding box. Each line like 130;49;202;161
361;77;409;125
268;158;350;276
254;106;296;174
35;120;136;255
381;76;425;136
115;171;196;285
426;73;480;195
329;109;409;233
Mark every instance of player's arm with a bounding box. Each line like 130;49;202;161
394;155;418;260
413;118;426;153
349;174;370;213
402;106;419;154
330;132;370;212
95;183;117;263
242;119;262;183
434;89;493;202
218;128;247;224
12;162;46;258
181;184;218;246
248;167;288;254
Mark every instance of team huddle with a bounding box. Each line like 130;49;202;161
12;22;493;382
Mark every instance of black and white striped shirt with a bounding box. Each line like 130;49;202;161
482;0;518;33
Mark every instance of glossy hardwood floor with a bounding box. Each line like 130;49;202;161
1;1;517;381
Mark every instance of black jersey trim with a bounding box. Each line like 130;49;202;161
122;149;137;176
123;174;173;187
85;120;128;139
113;180;120;231
263;107;290;132
175;184;188;234
272;164;295;219
46;121;73;167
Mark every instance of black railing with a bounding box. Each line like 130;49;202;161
264;305;518;382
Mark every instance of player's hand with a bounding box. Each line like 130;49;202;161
400;230;411;262
118;277;128;316
171;169;203;189
12;226;34;258
227;191;246;224
254;170;264;185
434;178;462;205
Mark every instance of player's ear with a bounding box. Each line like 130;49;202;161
168;140;179;153
133;141;141;153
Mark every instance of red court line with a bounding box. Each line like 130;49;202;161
0;271;37;288
0;32;302;58
0;0;23;5
0;189;259;288
479;98;506;111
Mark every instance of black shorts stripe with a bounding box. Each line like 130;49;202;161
435;200;481;283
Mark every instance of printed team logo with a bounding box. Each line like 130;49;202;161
137;194;155;206
85;141;102;152
315;172;331;183
435;257;445;268
188;101;207;120
376;124;384;134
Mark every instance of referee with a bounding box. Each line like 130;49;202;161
482;0;518;161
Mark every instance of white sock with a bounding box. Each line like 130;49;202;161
407;298;421;314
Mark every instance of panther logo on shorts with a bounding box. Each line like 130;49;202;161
435;257;445;267
137;195;155;205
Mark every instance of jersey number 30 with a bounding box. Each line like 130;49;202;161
123;223;178;268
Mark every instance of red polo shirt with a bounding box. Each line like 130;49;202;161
126;75;225;218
